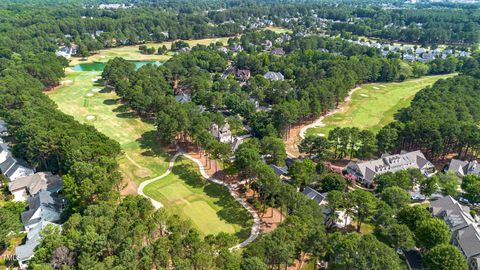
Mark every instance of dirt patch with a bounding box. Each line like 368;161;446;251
134;167;152;178
260;207;284;233
283;86;361;158
120;176;138;196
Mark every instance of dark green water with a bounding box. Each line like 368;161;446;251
72;61;163;71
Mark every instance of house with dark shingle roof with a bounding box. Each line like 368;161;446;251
430;196;480;269
345;150;434;187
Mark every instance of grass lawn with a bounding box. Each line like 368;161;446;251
69;36;233;65
47;70;170;186
265;26;292;34
306;73;456;137
143;157;252;240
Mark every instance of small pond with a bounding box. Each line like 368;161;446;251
72;61;163;71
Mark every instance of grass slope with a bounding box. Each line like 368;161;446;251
306;74;456;137
47;70;170;185
143;157;252;239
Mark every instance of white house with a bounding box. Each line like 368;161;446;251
0;155;35;181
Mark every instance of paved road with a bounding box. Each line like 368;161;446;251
137;150;261;250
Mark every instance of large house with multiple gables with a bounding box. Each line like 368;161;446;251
430;196;480;270
345;150;435;187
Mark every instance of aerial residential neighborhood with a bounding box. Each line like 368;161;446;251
1;0;480;269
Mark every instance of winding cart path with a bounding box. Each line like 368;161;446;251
137;150;260;251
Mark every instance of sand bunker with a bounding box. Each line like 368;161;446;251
317;133;326;137
95;76;102;79
91;88;102;92
86;115;95;120
91;78;98;82
86;93;94;97
373;86;380;90
359;94;369;97
61;80;73;84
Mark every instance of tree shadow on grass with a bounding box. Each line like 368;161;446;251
103;99;117;106
174;161;253;240
137;130;172;160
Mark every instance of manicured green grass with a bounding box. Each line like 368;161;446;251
306;74;456;137
47;70;170;185
143;157;252;239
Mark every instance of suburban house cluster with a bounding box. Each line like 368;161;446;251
345;150;435;187
0;119;65;269
430;196;480;270
348;39;470;62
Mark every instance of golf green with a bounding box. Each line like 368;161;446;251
143;157;252;239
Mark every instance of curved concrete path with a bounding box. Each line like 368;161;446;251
137;152;182;209
137;151;260;251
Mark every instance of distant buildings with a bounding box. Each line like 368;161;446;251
55;45;78;59
235;69;251;82
430;196;480;270
345;150;435;187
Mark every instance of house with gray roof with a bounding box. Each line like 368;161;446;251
210;122;233;144
0;155;35;181
302;186;327;205
448;159;480;179
9;172;63;202
16;190;64;269
302;187;351;228
430;196;480;269
175;91;191;104
263;71;284;81
21;190;64;231
345;150;434;187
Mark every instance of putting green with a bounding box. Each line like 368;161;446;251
143;158;252;239
305;73;456;137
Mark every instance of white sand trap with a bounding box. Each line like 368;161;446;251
372;86;380;90
86;93;94;97
91;88;102;92
317;133;326;137
61;80;73;84
86;115;95;120
360;94;369;97
95;76;102;79
91;78;98;82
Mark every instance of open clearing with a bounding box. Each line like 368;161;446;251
143;157;252;239
305;73;456;137
69;37;233;65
